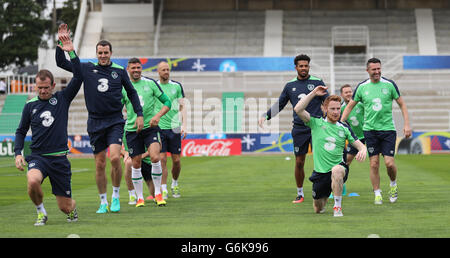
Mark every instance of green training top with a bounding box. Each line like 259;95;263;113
122;77;164;132
341;101;364;140
306;116;357;173
155;80;185;130
353;77;400;131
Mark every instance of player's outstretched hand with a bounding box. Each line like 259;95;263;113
355;149;367;162
313;85;328;96
15;155;26;171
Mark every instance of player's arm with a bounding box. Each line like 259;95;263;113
294;86;328;123
14;105;31;171
55;24;75;72
58;32;83;102
395;96;412;138
179;97;187;139
150;93;171;127
340;99;358;124
351;140;367;162
258;85;290;128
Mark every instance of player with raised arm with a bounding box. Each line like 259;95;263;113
55;24;144;213
258;54;329;204
124;58;171;207
294;86;367;217
14;33;82;225
341;58;411;205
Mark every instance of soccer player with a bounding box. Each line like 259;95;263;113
258;54;329;204
340;84;365;165
156;61;187;199
341;58;411;204
14;33;82;225
294;86;367;217
124;58;171;207
55;24;144;213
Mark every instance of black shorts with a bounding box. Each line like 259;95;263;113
309;162;349;200
291;127;311;156
363;130;396;157
141;160;152;181
346;138;366;155
126;126;161;157
26;154;72;198
89;122;124;154
160;127;182;154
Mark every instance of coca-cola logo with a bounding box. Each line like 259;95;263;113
181;139;241;156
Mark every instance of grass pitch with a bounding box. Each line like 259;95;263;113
0;154;449;238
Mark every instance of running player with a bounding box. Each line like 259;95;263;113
341;58;411;204
294;86;367;217
258;54;329;204
124;58;171;207
156;61;187;199
14;33;82;225
55;24;144;213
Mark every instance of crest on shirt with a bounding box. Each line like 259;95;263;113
111;71;118;79
338;130;344;137
307;84;315;91
292;88;296;91
382;88;388;95
49;97;57;105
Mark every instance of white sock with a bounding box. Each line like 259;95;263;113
390;180;397;187
152;161;162;196
374;189;382;196
334;196;342;208
99;193;108;205
162;184;168;193
297;187;303;197
132;167;144;200
171;179;178;188
36;203;47;215
128;189;136;198
112;186;120;199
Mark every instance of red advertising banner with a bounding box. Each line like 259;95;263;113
181;139;242;156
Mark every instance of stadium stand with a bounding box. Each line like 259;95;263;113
19;0;450;136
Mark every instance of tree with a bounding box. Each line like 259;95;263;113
0;0;47;69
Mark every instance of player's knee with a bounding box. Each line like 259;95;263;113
96;160;106;171
27;179;41;192
110;154;121;165
150;156;160;164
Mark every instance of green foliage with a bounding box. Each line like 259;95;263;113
0;0;47;68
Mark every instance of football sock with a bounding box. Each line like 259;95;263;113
334;196;342;208
36;203;47;216
112;186;120;199
128;189;136;198
374;189;382;196
297;187;304;196
162;184;168;193
99;193;108;205
132;167;144;200
171;179;178;188
152;161;162;196
390;180;397;187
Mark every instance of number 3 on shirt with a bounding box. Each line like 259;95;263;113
324;136;336;151
97;78;109;92
40;111;54;127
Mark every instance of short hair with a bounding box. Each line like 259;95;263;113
294;54;311;65
128;57;141;65
323;95;342;108
96;40;112;52
36;69;54;85
340;84;352;93
366;57;381;67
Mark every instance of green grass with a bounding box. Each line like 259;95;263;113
0;154;449;238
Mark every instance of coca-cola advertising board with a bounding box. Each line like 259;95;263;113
181;139;241;156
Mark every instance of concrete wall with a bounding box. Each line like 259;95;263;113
102;3;154;32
